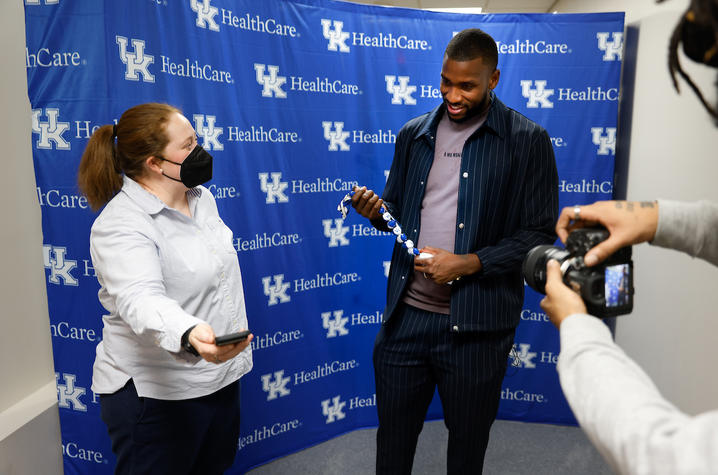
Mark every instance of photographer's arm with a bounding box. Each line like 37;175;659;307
541;261;718;474
557;313;718;475
557;200;718;267
555;200;658;266
652;200;718;266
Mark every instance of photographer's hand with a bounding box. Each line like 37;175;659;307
556;200;659;266
541;260;587;328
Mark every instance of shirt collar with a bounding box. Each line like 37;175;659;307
414;91;506;141
121;175;203;216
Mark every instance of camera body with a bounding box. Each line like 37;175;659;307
523;227;633;318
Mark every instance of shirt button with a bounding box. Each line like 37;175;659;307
458;223;464;229
452;325;459;331
462;172;469;178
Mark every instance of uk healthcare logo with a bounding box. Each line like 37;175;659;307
322;310;349;338
261;370;291;400
322;219;350;247
321;395;347;423
254;63;287;98
56;373;87;412
520;80;554;108
190;0;219;32
591;127;616;155
116;36;155;83
258;172;289;204
262;274;291;306
597;32;623;61
322;121;350;151
193;114;223;151
385;75;417;105
321;19;350;53
31;108;70;150
43;245;78;286
510;343;537;369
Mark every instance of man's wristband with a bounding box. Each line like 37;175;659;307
181;325;199;356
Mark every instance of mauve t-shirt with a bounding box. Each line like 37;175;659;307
402;108;488;314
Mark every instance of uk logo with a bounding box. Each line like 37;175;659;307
254;64;287;98
510;343;537;369
31;108;70;150
321;310;349;338
322;219;350;247
261;370;291;400
190;0;219;32
591;127;616;155
520;80;554;108
193;114;223;151
56;373;87;412
43;245;78;286
321;395;346;423
258;172;289;204
597;32;623;61
385;75;417;105
322;121;350;151
321;19;350;53
262;274;291;306
116;36;155;83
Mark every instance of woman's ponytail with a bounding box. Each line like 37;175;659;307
77;124;123;211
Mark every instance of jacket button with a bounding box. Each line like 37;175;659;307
458;223;464;229
462;172;468;178
452;325;459;331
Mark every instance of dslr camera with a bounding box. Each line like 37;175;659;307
522;227;634;318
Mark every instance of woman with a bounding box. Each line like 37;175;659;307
77;103;252;474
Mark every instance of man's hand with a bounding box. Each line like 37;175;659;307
189;323;253;365
556;200;659;266
414;246;482;284
350;185;383;221
540;260;587;328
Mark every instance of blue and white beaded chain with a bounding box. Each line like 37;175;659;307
337;189;422;257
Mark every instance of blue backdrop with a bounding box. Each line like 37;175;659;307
24;0;623;473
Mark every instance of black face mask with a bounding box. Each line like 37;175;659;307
159;144;213;188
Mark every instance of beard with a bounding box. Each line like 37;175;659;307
446;91;491;123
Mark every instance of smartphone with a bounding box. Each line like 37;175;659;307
214;330;251;346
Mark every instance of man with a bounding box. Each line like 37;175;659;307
351;28;558;474
542;200;718;474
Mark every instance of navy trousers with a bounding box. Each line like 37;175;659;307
100;379;241;475
374;304;515;474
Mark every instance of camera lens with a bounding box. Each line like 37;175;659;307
522;245;570;294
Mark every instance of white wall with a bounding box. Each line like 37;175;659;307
0;1;62;473
554;0;718;415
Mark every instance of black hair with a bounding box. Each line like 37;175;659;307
444;28;498;69
658;0;718;119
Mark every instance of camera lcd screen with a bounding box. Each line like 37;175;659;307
605;264;631;307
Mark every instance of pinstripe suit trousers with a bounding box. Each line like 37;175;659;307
373;303;515;474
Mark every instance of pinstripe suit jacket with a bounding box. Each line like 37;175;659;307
376;93;559;332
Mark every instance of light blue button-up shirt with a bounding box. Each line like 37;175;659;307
90;176;252;400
